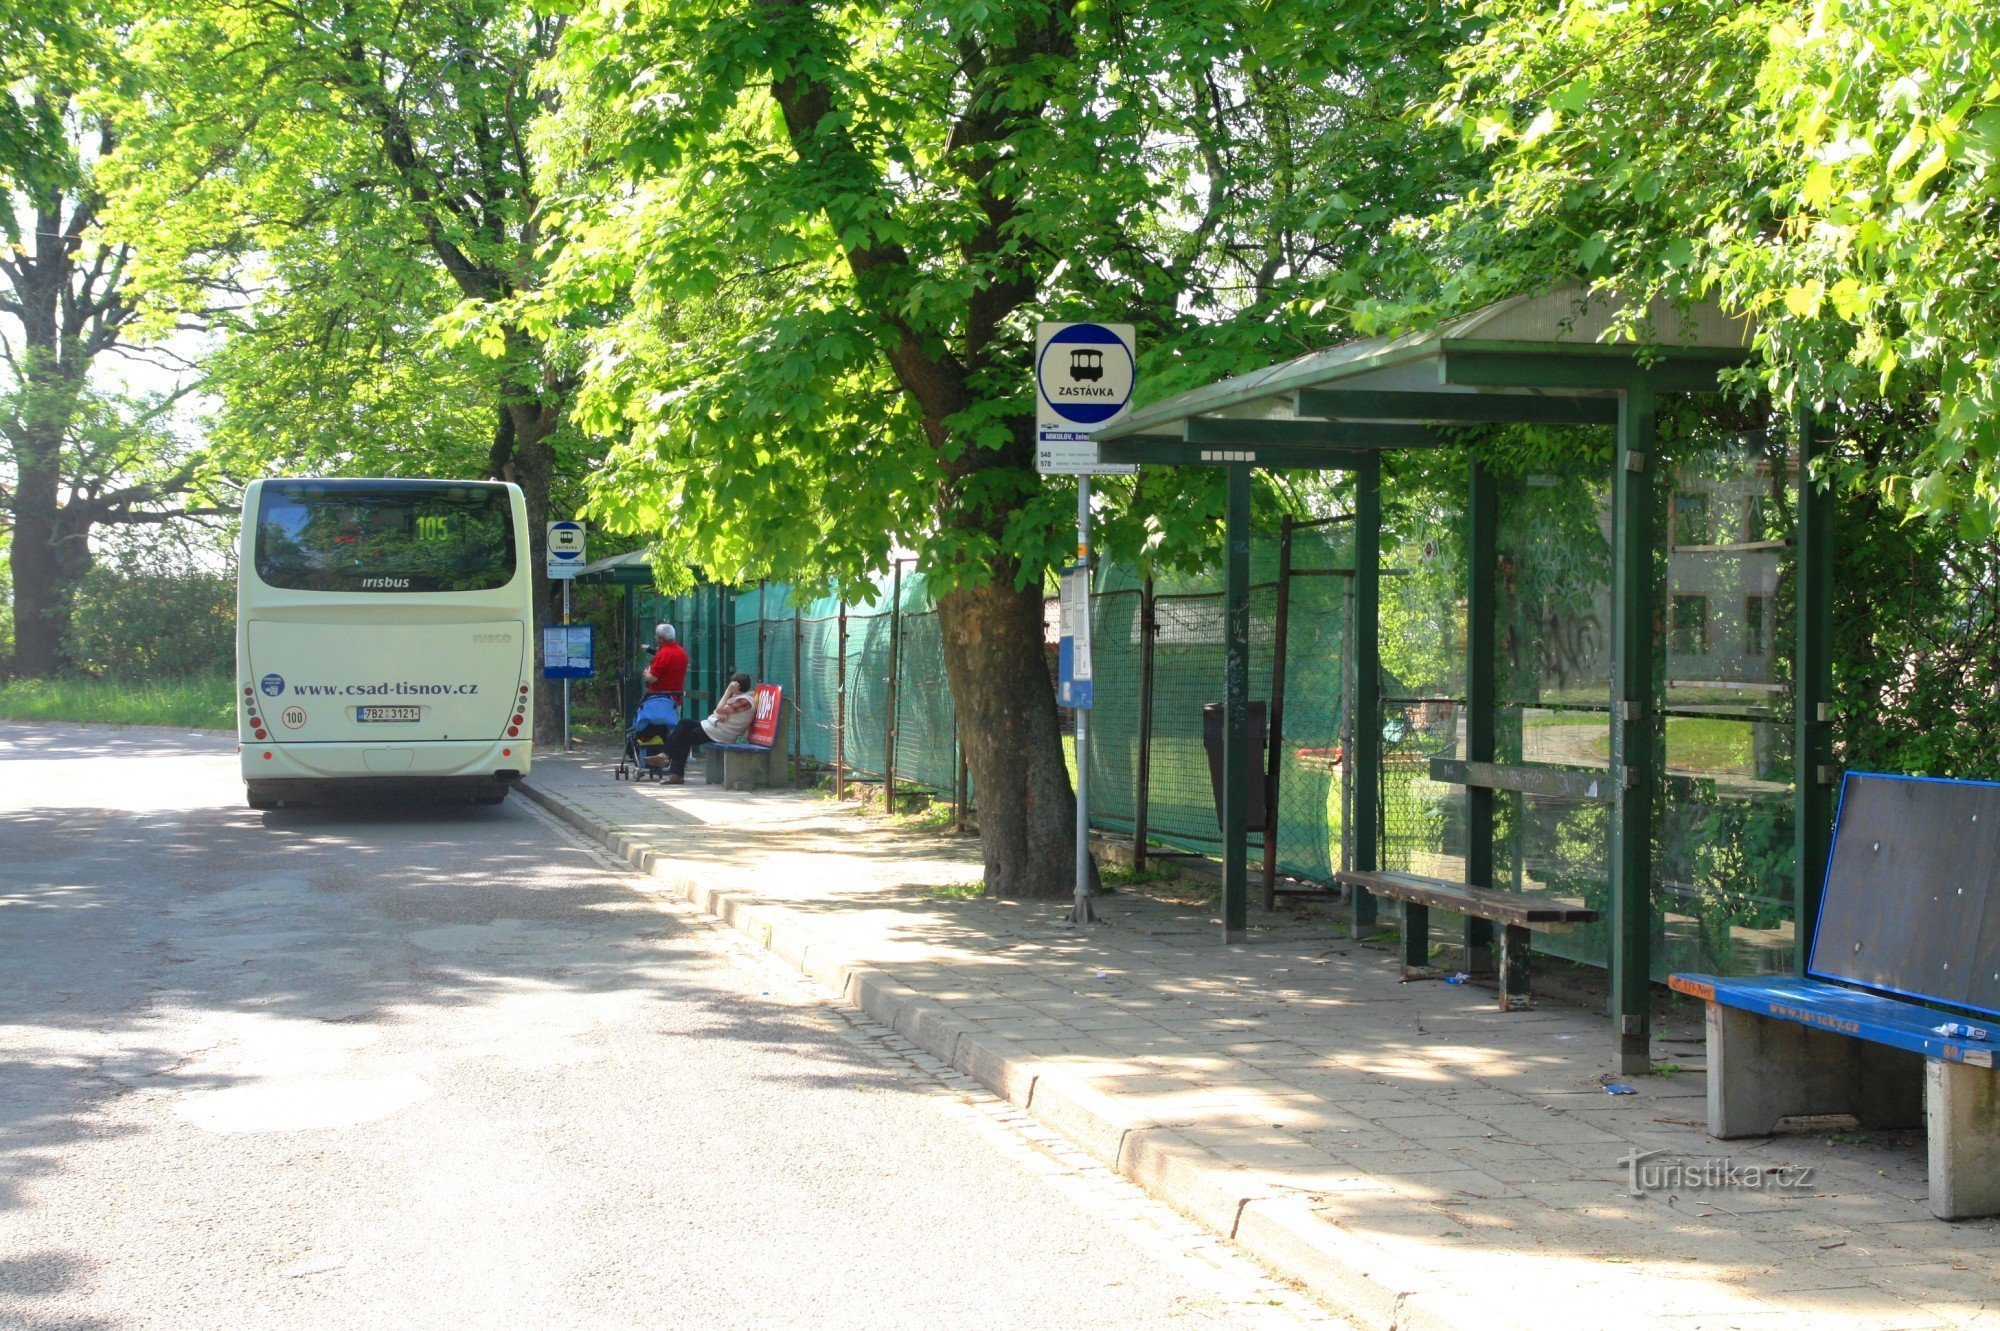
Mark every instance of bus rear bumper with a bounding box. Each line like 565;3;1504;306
240;738;532;782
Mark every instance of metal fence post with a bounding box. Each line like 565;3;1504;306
885;560;903;812
1264;515;1295;910
1133;575;1157;873
792;594;803;787
756;577;768;681
836;598;848;800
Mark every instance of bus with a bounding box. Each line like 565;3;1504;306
236;477;535;809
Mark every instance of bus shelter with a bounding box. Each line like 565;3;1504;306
569;551;738;722
1092;287;1833;1074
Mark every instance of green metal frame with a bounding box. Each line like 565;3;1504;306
1609;383;1662;1075
1794;407;1836;972
1464;459;1498;974
1350;457;1382;938
1086;295;1767;1075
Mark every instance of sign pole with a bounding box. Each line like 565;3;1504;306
561;578;572;751
1032;319;1133;930
1071;476;1096;926
544;518;588;754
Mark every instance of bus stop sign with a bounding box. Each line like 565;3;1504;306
547;520;586;579
1035;322;1138;476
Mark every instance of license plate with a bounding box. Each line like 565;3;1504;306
357;706;421;723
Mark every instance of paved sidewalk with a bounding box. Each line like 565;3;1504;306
523;750;2000;1331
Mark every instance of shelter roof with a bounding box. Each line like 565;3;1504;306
1095;287;1753;459
571;549;658;586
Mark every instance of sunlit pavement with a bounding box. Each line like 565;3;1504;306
0;722;1338;1330
525;745;2000;1331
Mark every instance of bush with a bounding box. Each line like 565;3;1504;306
66;565;235;678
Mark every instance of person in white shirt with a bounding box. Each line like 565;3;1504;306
661;673;756;784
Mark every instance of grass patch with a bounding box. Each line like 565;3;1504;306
0;673;233;730
887;795;958;830
917;882;984;900
1651;1061;1687;1077
1099;862;1181;887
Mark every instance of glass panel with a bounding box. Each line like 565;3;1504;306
1656;428;1798;977
255;481;516;592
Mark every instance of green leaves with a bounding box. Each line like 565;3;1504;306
1434;0;2000;534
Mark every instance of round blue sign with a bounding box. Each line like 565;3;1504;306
1037;323;1135;426
259;673;286;697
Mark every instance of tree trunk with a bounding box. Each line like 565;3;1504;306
9;448;71;677
499;401;561;743
7;392;91;677
935;569;1081;899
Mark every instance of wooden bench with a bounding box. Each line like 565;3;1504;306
1671;771;2000;1220
699;684;786;790
1334;867;1599;1010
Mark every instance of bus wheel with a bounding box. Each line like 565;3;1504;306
473;790;508;806
246;783;281;811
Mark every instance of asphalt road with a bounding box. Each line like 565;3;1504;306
0;723;1335;1330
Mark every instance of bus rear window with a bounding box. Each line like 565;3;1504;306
255;483;517;592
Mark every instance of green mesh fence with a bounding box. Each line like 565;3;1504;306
1086;518;1354;883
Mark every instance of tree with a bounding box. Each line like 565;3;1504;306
1432;0;2000;534
115;0;588;730
2;12;221;677
536;0;1468;896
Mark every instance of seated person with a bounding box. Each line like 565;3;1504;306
662;672;756;784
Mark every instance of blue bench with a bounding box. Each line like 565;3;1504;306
1672;771;2000;1220
699;684;786;790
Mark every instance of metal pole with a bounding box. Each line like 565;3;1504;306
835;598;848;800
1071;476;1096;925
1221;464;1252;943
561;578;572;751
1610;382;1660;1076
1465;459;1498;974
1795;405;1835;972
885;560;903;813
1133;576;1156;873
1350;458;1382;939
792;595;803;787
1264;514;1295;910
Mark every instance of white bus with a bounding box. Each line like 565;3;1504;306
236;477;535;809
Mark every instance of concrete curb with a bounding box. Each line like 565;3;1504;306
519;775;1531;1331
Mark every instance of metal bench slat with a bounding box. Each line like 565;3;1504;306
1669;973;1997;1067
1334;869;1599;926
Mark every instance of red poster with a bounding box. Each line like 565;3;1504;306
749;684;783;748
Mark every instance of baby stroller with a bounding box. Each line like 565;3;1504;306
615;692;680;782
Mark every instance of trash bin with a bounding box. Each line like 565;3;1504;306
1202;701;1270;832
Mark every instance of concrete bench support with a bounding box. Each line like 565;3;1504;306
1928;1058;2000;1220
1707;1003;1923;1139
701;745;780;790
1499;923;1533;1011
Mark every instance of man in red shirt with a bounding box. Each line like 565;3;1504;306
642;623;688;703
